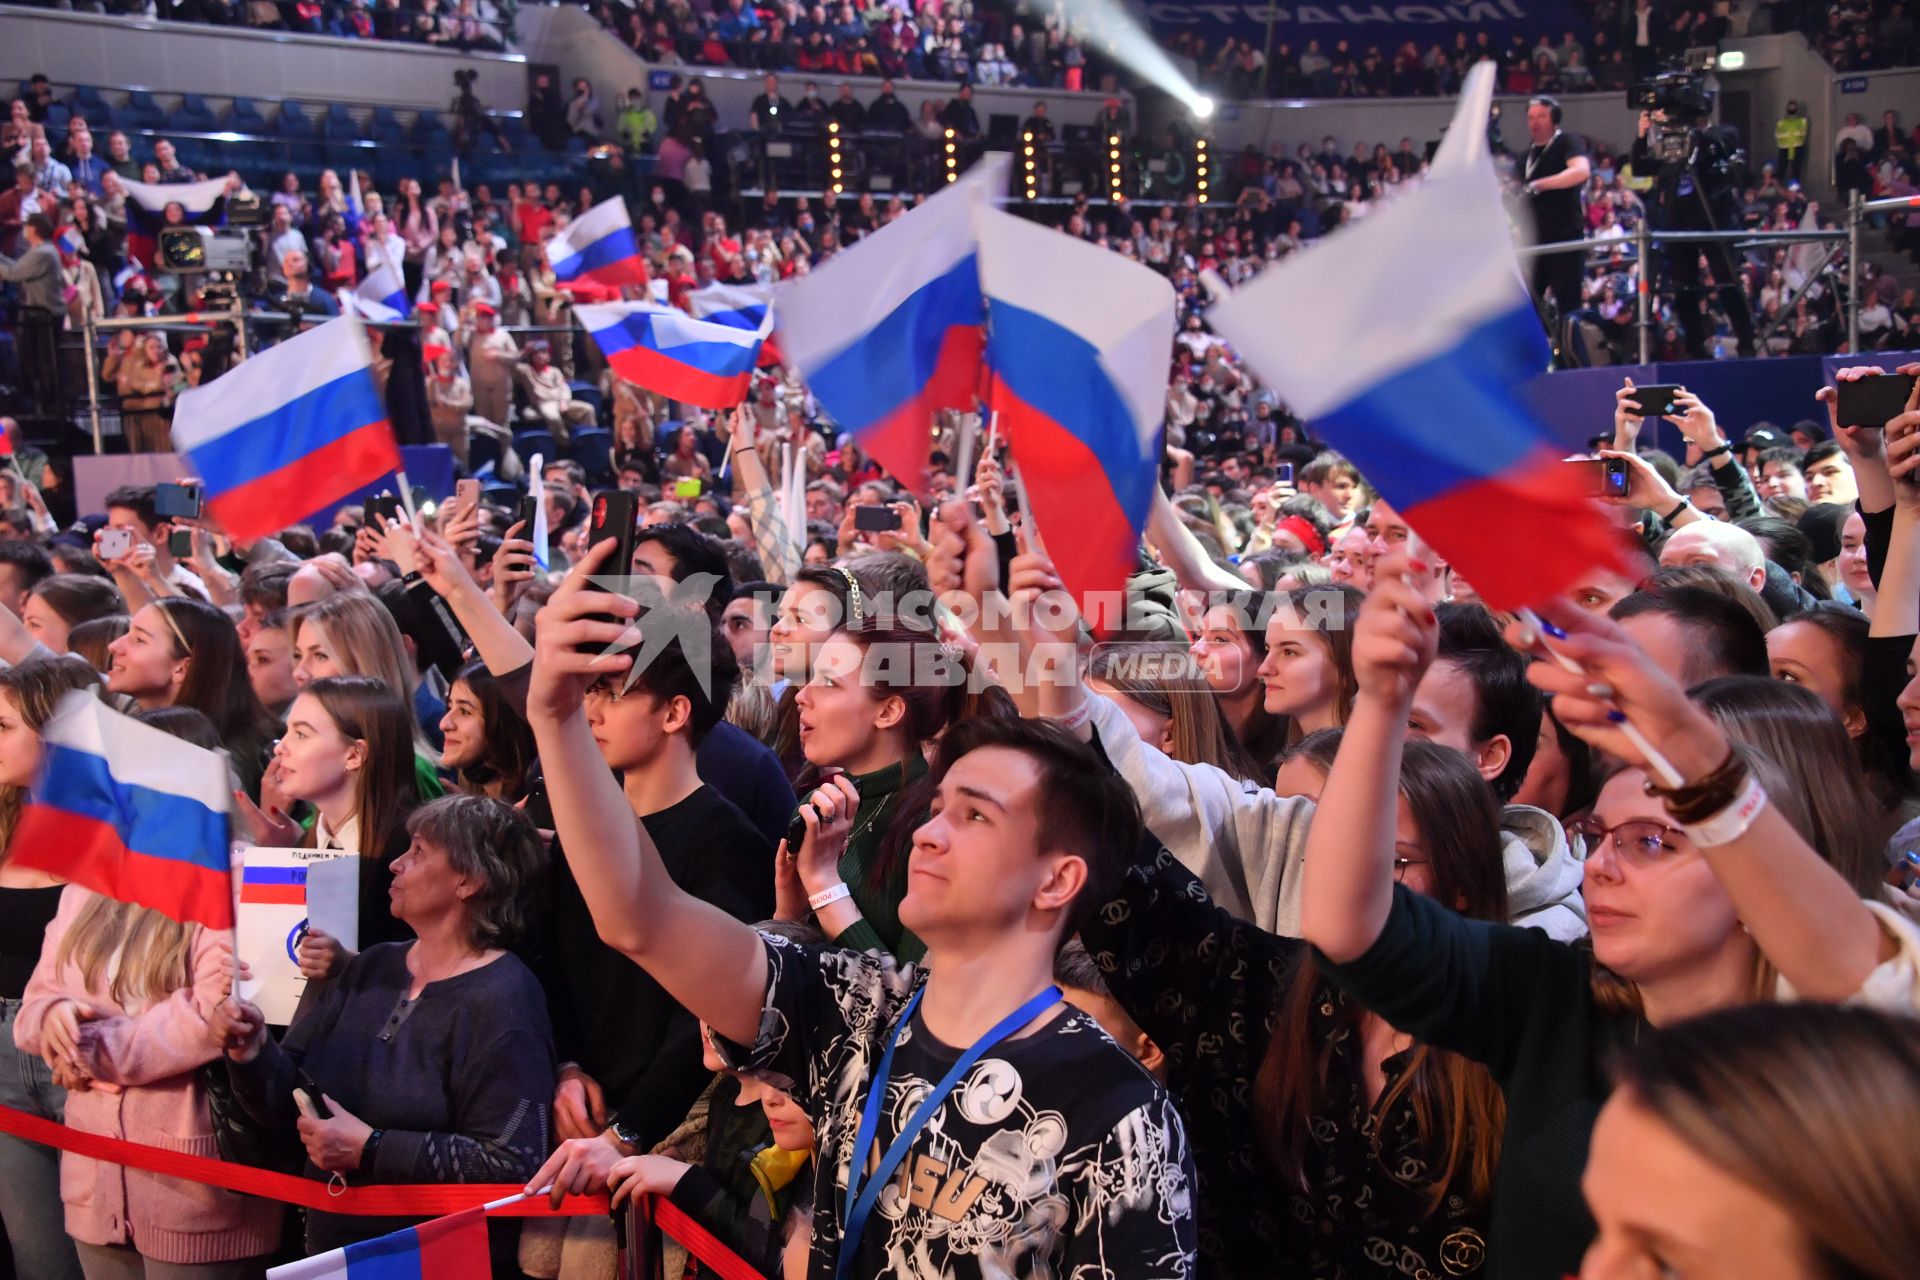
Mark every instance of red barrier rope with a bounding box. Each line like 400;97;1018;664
0;1100;604;1216
0;1101;774;1276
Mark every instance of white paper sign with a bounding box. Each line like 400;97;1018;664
236;846;360;1026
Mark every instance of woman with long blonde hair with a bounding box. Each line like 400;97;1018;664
288;593;443;800
0;658;102;1280
15;706;284;1278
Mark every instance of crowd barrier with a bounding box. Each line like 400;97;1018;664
0;1101;772;1279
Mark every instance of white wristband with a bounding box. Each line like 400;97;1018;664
1681;774;1768;848
1053;700;1091;732
807;882;853;912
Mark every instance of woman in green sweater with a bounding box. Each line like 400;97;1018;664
776;619;970;960
1300;560;1919;1280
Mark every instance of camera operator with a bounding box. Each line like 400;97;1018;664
1521;95;1591;340
452;69;511;154
1631;91;1756;360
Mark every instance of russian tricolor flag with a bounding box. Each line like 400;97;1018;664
545;198;648;290
1206;63;1627;609
267;1207;489;1280
7;691;235;931
975;205;1174;609
688;281;782;367
777;154;1009;491
577;301;770;409
171;316;403;542
342;262;411;324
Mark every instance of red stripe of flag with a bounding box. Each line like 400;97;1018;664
12;805;233;930
205;419;402;542
415;1206;491;1272
238;884;306;906
606;346;754;410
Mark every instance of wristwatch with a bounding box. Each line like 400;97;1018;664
611;1117;645;1151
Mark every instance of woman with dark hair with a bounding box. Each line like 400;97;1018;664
1253;583;1364;744
0;658;102;1280
210;794;553;1272
22;574;125;655
1764;604;1913;818
1079;739;1509;1277
763;564;857;781
66;616;128;676
439;660;536;802
105;597;276;798
240;675;424;974
775;619;968;960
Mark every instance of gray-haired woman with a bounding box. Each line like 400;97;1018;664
209;795;555;1269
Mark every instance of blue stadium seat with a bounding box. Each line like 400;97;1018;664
123;91;167;130
370;106;406;145
409;110;447;144
227;97;268;133
570;427;614;486
173;94;217;132
276;101;318;140
465;434;502;479
72;84;108;113
44;103;69;134
324;103;357;139
482;481;519;509
513;428;557;463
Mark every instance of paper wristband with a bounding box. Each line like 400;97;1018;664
808;881;853;911
1681;774;1768;848
1053;701;1091;732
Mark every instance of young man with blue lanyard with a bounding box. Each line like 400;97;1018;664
524;538;1197;1279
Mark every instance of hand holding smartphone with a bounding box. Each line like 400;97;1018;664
1834;374;1918;430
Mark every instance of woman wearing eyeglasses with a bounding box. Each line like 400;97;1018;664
1300;560;1920;1280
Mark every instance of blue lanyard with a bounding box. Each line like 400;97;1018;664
835;984;1063;1279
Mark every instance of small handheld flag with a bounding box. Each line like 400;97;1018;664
171;316;403;542
7;691;235;930
1204;63;1627;609
974;203;1174;610
776;154;1010;491
546;198;648;290
341;263;411;324
267;1206;489;1280
577;302;771;409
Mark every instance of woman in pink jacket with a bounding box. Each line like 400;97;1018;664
13;705;283;1279
15;885;284;1279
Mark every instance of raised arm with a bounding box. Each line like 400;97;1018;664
1299;557;1437;963
524;539;767;1047
1145;486;1249;598
1517;598;1894;1002
394;522;536;675
1866;376;1920;640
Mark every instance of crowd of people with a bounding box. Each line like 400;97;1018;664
0;315;1918;1279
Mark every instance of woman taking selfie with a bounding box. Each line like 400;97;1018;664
241;675;424;975
209;795;552;1271
0;658;102;1280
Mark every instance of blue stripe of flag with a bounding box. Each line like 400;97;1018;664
554;226;641;281
34;743;230;876
242;866;307;885
806;254;982;433
589;314;761;378
1309;302;1544;511
183;368;387;499
341;1225;426;1279
986;300;1157;531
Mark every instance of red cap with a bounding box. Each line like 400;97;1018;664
473;301;497;316
183;335;210;353
431;279;454;294
416;300;440;314
423;343;450;362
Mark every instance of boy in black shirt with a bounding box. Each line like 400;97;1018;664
526;539;1196;1279
531;600;772;1205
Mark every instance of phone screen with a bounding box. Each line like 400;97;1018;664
1630;385;1681;419
854;505;902;533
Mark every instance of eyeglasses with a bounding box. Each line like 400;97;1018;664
582;675;629;704
1566;816;1689;867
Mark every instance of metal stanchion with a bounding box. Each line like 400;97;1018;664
1846;189;1862;354
1635;216;1652;366
81;309;103;455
